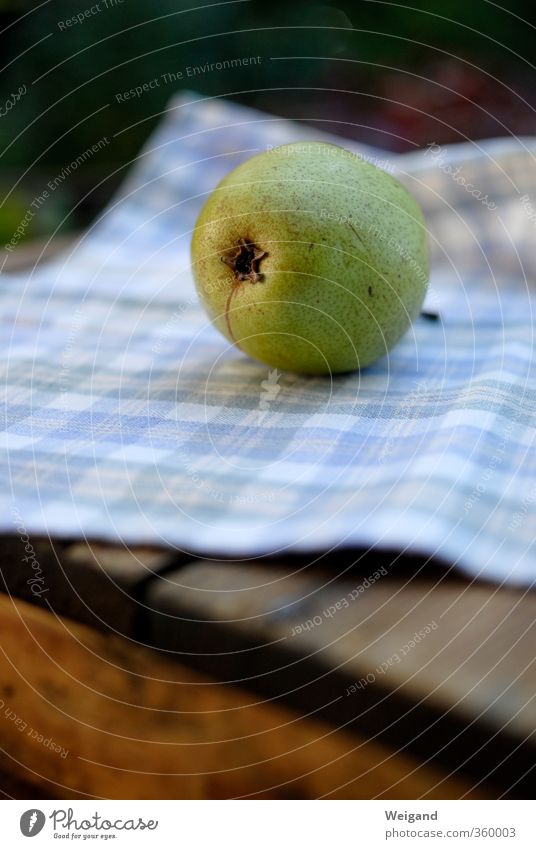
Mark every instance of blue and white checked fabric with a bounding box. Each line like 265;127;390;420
2;92;536;585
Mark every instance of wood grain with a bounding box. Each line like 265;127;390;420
146;561;536;796
0;594;486;799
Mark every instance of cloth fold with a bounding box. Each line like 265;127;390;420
2;92;535;585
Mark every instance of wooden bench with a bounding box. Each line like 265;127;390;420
1;239;534;799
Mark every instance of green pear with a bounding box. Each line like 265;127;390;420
191;142;429;374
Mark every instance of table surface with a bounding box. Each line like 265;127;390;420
1;237;535;799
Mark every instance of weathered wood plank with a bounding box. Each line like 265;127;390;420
145;561;536;796
0;595;486;799
0;537;178;635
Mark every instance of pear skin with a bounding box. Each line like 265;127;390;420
191;142;429;375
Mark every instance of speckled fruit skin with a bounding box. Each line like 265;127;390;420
191;142;429;375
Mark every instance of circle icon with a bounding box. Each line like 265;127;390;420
20;810;46;837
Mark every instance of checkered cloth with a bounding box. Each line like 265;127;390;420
2;92;536;586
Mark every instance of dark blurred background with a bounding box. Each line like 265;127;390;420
1;0;535;247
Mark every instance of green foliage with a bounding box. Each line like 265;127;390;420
1;0;534;236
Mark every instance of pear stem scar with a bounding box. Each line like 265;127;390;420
221;238;267;283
